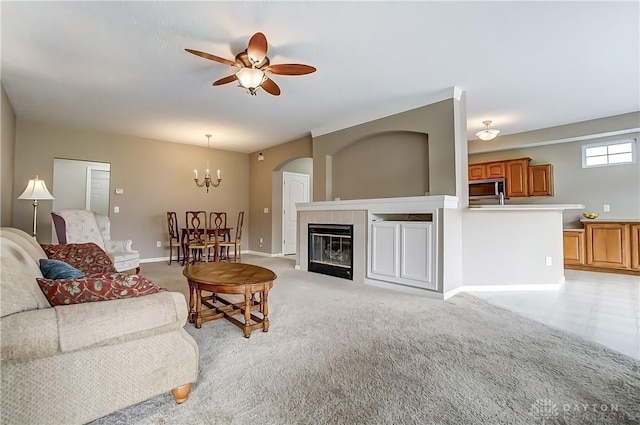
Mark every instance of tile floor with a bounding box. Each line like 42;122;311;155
472;269;640;359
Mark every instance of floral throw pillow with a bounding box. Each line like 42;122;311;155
37;273;166;306
41;243;117;275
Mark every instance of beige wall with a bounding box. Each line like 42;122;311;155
332;131;429;200
312;99;459;202
1;83;16;226
249;136;312;253
13;119;249;259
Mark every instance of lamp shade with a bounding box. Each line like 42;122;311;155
236;67;266;89
17;176;54;200
475;121;500;141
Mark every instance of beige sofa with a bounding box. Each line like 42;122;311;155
0;227;198;425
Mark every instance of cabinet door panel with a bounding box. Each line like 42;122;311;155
586;224;629;268
400;223;433;287
486;162;506;178
468;164;486;180
371;223;398;277
563;230;584;265
506;159;530;197
631;224;640;270
529;164;554;196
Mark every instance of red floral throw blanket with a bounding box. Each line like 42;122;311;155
38;243;165;306
41;242;117;275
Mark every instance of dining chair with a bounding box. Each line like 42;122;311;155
218;211;244;263
166;211;181;265
185;211;215;264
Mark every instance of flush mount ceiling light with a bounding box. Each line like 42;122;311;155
185;32;316;96
476;120;501;141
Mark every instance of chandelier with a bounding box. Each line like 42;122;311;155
193;134;221;193
475;120;501;141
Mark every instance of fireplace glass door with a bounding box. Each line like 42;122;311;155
308;224;353;280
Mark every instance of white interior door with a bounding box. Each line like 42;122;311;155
86;167;110;216
282;172;310;255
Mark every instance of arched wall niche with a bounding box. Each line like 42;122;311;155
331;130;429;200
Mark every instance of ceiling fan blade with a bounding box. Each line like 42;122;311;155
212;74;237;86
267;64;317;75
247;32;268;65
261;77;281;96
185;49;236;66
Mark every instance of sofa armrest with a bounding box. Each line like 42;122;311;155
1;308;60;362
55;291;189;352
104;239;134;252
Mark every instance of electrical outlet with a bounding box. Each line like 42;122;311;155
545;256;552;266
156;241;162;248
113;206;119;213
603;204;610;212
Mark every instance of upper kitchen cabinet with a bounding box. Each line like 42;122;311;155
469;157;554;198
505;158;531;197
529;164;554;196
468;161;506;181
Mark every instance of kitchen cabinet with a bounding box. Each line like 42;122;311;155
565;220;640;275
468;161;506;181
505;158;531;197
468;164;487;180
563;229;584;266
529;164;554;196
370;221;435;290
631;224;640;270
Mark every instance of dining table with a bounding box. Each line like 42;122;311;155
181;227;232;265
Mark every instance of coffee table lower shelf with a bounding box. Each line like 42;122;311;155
192;293;269;337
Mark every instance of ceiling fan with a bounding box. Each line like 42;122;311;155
185;32;316;96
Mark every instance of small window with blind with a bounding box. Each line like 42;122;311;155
582;139;636;168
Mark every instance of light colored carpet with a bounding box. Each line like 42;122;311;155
92;256;640;424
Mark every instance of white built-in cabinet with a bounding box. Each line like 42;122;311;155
369;221;435;290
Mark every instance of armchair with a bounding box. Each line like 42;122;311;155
51;209;140;273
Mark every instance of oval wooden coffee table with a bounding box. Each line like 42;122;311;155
183;262;277;338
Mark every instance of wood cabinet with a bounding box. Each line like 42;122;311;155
370;221;435;290
631;224;640;270
585;222;629;269
563;230;584;266
529;164;554;196
469;157;554;198
565;220;639;275
468;164;486;180
468;161;507;181
505;158;530;197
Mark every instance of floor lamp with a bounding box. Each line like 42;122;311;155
17;175;54;239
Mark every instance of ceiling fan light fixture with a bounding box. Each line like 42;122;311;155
476;120;501;141
236;67;266;94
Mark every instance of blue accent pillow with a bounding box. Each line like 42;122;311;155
39;259;84;279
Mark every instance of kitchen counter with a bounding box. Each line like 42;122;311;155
580;218;640;223
469;204;584;211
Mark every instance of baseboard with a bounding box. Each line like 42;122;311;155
140;256;169;263
364;278;445;299
459;277;565;293
246;250;281;258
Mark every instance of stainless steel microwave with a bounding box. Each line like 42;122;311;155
469;178;506;199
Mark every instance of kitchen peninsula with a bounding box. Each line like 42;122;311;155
296;196;585;299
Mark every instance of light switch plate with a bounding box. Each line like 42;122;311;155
264;208;269;213
113;206;120;213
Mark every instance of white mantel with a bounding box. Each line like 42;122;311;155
297;195;459;213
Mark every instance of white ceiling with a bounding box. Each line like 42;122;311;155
1;1;638;153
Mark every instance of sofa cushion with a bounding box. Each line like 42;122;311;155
0;237;51;317
37;273;165;306
41;243;117;275
39;259;84;280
